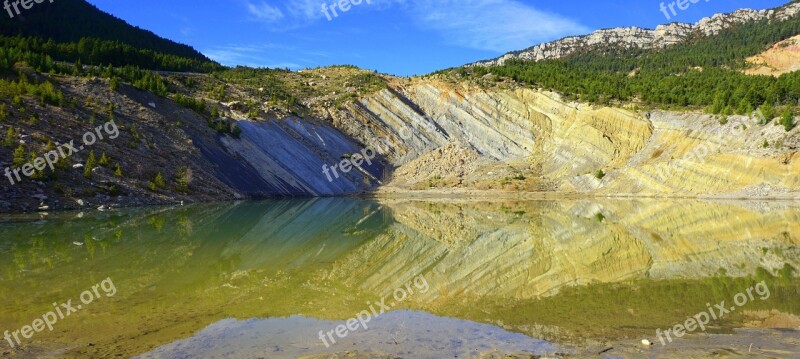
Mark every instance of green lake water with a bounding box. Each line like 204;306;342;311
0;198;798;358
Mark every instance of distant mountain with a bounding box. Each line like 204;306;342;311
475;1;800;66
0;0;211;63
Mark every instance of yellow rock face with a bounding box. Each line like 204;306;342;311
745;35;800;76
334;80;799;197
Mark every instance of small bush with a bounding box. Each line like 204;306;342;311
109;77;119;91
595;169;606;179
148;172;166;191
175;166;192;193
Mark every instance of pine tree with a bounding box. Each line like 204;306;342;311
12;145;26;167
98;152;110;166
148;172;165;191
3;127;15;147
175;166;192;193
781;108;795;132
113;163;123;177
84;150;96;179
28;151;45;180
758;102;776;122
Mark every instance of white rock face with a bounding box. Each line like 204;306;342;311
475;2;800;66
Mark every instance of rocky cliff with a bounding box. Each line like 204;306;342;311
303;78;798;198
3;67;797;214
474;2;800;66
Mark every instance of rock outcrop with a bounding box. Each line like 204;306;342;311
474;2;800;66
311;79;799;197
746;34;800;76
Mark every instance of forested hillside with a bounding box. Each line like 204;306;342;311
0;0;209;62
452;11;800;125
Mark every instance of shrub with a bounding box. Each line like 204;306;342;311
98;152;110;167
3;127;15;147
109;77;119;91
595;169;606;179
758;102;776;123
175;166;192;193
148;172;166;191
12;144;26;167
231;123;242;138
28;151;46;180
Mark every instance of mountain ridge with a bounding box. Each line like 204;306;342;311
0;0;213;64
474;1;800;67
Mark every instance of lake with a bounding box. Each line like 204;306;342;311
0;198;798;358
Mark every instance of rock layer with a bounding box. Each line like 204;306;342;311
309;80;799;197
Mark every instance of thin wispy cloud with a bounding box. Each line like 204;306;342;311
286;0;326;22
240;0;586;53
203;43;324;69
245;1;285;22
409;0;589;52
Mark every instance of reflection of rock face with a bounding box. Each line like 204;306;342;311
342;200;800;301
1;199;798;357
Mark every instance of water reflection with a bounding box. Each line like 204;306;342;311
0;198;797;357
139;311;558;359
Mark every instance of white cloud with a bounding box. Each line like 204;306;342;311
239;0;587;53
246;1;285;22
286;0;325;21
203;44;316;69
408;0;589;52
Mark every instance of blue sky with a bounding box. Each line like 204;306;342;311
86;0;790;76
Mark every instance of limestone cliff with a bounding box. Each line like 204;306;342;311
297;79;799;198
474;2;800;66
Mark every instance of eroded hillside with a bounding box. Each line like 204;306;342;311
2;66;798;213
315;78;800;197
